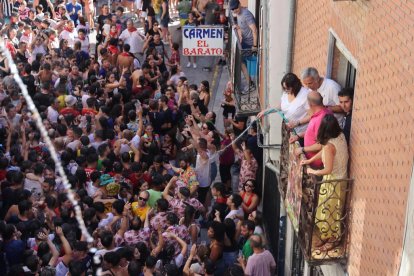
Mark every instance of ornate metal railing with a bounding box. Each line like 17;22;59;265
280;123;353;265
226;17;261;116
298;176;353;265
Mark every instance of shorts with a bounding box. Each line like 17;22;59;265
241;41;253;59
222;105;236;118
160;17;169;28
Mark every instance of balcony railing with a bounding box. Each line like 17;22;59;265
226;18;261;116
279;123;353;265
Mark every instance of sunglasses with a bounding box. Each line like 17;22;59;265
139;196;148;202
245;183;254;188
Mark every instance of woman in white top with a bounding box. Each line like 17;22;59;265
257;73;309;134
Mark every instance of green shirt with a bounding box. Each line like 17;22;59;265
242;240;253;259
147;189;162;208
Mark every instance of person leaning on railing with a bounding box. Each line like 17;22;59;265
230;0;258;93
289;91;332;168
300;114;349;251
257;73;310;145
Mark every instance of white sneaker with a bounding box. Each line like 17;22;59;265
186;62;191;68
193;63;197;69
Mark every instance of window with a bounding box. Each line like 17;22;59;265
326;29;357;88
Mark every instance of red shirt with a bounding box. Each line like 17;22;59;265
81;108;98;116
60;107;80;117
219;138;235;165
85;167;96;181
169;50;180;65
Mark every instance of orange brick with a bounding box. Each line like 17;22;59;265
290;0;414;275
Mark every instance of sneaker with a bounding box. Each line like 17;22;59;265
186;62;191;68
193;63;197;69
249;81;256;91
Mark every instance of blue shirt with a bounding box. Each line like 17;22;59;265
66;2;83;23
4;239;25;267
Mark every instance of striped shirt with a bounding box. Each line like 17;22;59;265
1;0;13;17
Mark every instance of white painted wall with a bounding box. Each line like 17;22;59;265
248;0;256;17
263;0;292;163
261;0;296;273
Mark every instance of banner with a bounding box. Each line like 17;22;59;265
182;26;224;56
285;142;305;232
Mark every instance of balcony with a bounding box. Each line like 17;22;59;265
279;123;353;265
226;19;261;116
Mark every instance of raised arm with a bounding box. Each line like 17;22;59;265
55;226;72;266
117;202;131;238
166;232;187;257
183;244;197;276
162;176;178;201
38;231;59;266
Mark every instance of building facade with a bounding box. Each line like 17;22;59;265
230;0;414;275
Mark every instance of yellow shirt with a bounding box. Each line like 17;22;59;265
131;202;150;221
57;95;66;111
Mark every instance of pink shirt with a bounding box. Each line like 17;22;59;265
245;250;276;276
304;108;332;167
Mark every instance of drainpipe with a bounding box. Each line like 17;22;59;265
286;0;296;73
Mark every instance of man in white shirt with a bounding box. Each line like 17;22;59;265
47;98;59;123
225;193;244;224
189;137;211;205
119;19;145;59
288;67;344;129
75;28;90;53
59;20;77;48
301;67;343;114
19;25;33;45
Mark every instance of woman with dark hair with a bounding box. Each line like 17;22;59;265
248;210;264;235
199;80;210;108
139;124;160;165
257;72;309;134
168;65;185;87
180;205;199;245
301;114;348;250
207;221;225;262
239;179;260;216
58;39;74;59
160;131;177;162
222;218;238;267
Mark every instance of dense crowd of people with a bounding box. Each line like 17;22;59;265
0;0;277;275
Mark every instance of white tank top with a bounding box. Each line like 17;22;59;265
195;150;211;188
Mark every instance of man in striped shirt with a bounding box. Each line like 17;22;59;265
0;0;14;23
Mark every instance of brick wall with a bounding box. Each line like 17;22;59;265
292;0;414;275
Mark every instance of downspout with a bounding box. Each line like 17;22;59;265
286;0;296;73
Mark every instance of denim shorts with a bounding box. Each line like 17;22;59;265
241;42;253;59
